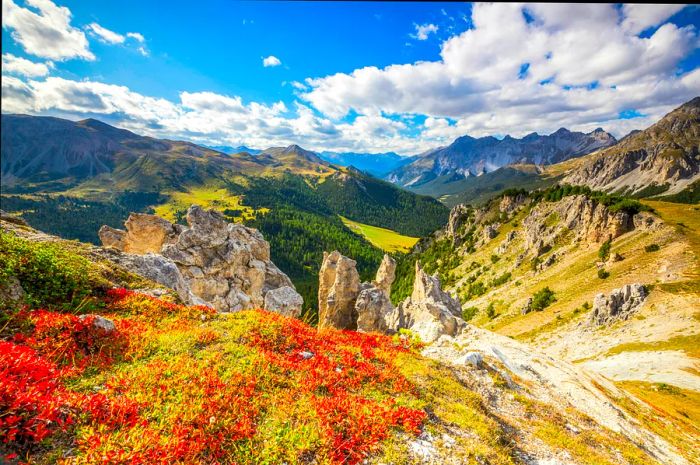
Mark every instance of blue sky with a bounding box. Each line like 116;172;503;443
2;2;700;154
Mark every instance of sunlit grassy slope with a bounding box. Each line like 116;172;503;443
340;216;419;253
152;186;265;223
1;225;673;465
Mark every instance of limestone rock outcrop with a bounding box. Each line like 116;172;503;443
522;195;634;256
446;204;473;245
356;283;396;333
499;193;527;214
374;254;396;293
316;252;465;342
264;286;304;318
99;214;181;254
94;248;207;307
589;284;647;326
317;251;361;330
99;205;301;313
390;262;466;343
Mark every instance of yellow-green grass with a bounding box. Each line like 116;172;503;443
153;187;266;223
614;381;700;463
340;216;419;253
604;333;700;359
452;200;695;340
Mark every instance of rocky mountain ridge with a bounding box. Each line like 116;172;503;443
565;97;700;195
387;127;616;188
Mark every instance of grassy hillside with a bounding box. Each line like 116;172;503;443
0;225;678;465
340;216;419;253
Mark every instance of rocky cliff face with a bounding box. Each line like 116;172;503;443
590;283;648;326
522;194;635;256
565;97;700;195
100;205;302;314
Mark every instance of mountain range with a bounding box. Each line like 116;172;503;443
394;98;700;205
386;127;617;187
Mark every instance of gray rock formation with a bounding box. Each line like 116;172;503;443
373;254;396;294
317;251;361;330
99;205;301;313
499;193;528;214
389;262;466;342
446;204;473;245
99;214;181;254
78;314;116;333
264;286;303;318
93;248;208;307
590;284;648;326
356;283;395;333
522;195;634;256
0;276;25;307
521;297;533;315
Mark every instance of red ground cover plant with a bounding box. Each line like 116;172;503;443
1;289;426;464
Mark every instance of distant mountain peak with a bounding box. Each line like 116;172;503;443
386;124;617;188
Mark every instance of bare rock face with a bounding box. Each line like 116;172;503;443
590;284;647;326
99;213;181;254
389;262;466;342
318;251;361;330
499;193;527;214
93;248;208;307
264;286;303;318
0;276;25;308
162;206;297;312
100;205;301;313
374;254;396;293
446;204;474;246
356;283;395;333
522;195;634;256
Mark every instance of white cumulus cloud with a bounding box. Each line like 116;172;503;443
262;55;281;67
2;53;52;76
2;0;94;60
86;22;125;44
411;23;438;40
301;3;699;141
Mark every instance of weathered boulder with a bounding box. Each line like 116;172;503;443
78;314;116;333
521;297;533;315
264;286;303;318
99;213;181;254
93;248;208;307
162;206;297;312
356;283;395;333
318;251;361;330
99;205;301;313
0;276;25;308
374;254;396;294
589;283;647;326
389;262;466;342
